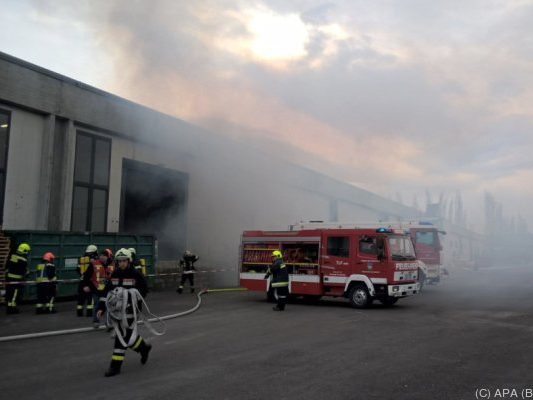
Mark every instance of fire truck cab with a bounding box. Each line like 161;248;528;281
239;224;420;308
408;222;445;285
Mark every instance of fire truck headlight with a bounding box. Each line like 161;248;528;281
392;286;399;292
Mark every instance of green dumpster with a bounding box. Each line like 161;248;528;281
4;231;157;301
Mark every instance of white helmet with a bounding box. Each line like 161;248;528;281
128;248;136;259
115;248;131;261
85;244;98;255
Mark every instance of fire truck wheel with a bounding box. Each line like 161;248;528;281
380;297;398;307
348;284;371;309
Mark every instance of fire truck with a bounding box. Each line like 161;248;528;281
239;223;420;308
407;222;445;285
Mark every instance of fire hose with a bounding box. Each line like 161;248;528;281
0;288;245;343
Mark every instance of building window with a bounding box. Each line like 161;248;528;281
0;110;10;224
71;131;111;231
327;236;350;257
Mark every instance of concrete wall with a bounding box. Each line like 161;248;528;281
2;106;45;229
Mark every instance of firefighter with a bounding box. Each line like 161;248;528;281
96;248;151;377
128;247;146;276
5;242;30;314
264;250;289;311
177;250;199;294
100;248;114;272
76;244;100;317
35;252;58;314
91;249;112;327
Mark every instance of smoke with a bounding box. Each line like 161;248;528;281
5;0;533;229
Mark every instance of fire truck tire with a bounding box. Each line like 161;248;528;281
348;284;371;309
380;297;398;307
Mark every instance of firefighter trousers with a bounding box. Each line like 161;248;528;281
109;325;149;371
36;282;56;313
274;286;289;310
177;273;194;293
77;283;94;316
5;281;23;313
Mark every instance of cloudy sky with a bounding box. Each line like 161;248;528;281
1;0;533;228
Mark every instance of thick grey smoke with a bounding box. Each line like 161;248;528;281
3;1;533;253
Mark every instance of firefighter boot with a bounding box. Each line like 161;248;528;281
176;286;183;294
190;287;195;294
104;360;122;377
76;305;83;317
272;306;283;311
139;342;152;365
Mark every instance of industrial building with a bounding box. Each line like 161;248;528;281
0;51;415;287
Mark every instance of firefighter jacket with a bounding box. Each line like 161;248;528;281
180;254;199;274
265;258;289;288
103;258;115;277
36;263;57;282
97;265;148;313
5;252;28;281
78;257;103;292
94;262;108;291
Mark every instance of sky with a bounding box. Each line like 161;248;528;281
1;0;533;229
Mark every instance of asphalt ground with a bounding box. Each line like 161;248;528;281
1;266;533;400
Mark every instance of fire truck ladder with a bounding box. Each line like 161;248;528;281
0;229;11;305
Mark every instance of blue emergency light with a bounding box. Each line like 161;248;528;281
376;227;393;233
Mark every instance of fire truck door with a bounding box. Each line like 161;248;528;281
322;234;352;284
356;235;385;274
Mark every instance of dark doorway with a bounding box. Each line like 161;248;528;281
120;159;189;259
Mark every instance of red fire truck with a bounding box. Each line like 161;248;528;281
408;222;445;285
239;223;420;308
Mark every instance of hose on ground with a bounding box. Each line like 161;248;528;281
0;289;210;343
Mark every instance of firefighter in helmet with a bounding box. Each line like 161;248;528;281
5;242;30;314
96;248;151;377
177;250;199;294
100;248;114;272
76;244;101;317
89;248;113;327
264;250;289;311
35;252;58;314
128;247;146;276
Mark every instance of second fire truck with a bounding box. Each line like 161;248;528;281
239;223;420;308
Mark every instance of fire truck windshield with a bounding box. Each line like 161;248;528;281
415;231;438;246
388;235;416;260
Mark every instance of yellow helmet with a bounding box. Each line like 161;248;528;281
272;250;282;258
17;242;31;255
